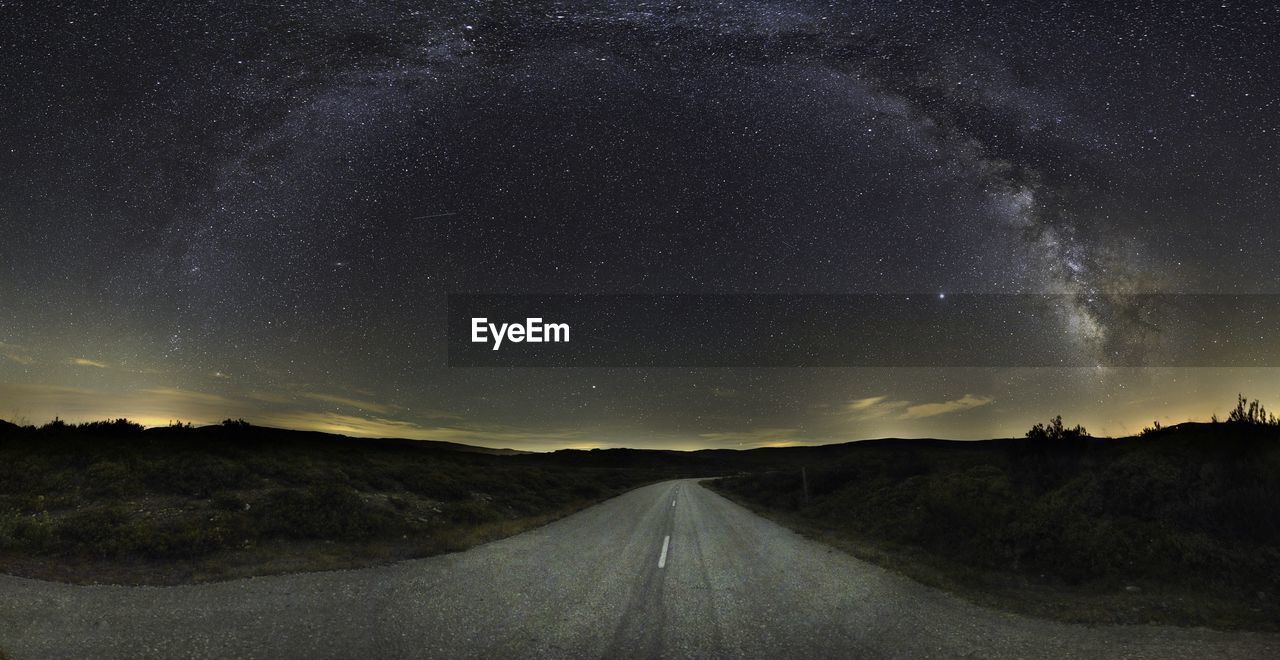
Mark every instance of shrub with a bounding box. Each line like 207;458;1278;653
84;460;142;497
1025;415;1088;442
77;418;145;434
1227;394;1280;426
0;510;51;552
56;508;141;557
447;500;505;525
255;485;397;540
211;491;248;511
39;417;70;432
142;455;254;497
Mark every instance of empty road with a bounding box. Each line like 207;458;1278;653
2;479;1277;658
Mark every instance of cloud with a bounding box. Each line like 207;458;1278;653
246;390;293;404
845;394;992;421
257;410;583;450
299;392;397;414
0;383;547;449
2;352;34;365
899;394;993;419
0;383;124;425
846;396;889;410
416;408;465;421
0;384;249;427
844;395;910;420
696;427;804;448
68;357;110;368
0;383;95;400
261;410;431;438
398;422;585;447
138;387;235;407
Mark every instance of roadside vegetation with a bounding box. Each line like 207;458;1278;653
0;419;675;584
5;397;1280;631
710;396;1280;630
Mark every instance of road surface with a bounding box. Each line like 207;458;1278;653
2;479;1277;658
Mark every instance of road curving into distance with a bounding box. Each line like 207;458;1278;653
2;479;1278;658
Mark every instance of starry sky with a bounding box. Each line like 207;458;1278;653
1;1;1278;449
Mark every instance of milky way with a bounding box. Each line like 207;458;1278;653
1;1;1278;447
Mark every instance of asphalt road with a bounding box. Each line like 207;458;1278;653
2;479;1278;659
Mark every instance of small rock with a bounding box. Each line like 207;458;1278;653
1124;585;1141;593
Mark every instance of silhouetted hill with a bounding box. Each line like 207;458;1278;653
176;423;532;456
0;418;530;455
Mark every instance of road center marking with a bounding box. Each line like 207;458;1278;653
672;499;676;507
658;535;670;568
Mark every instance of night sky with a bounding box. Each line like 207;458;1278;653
2;1;1278;449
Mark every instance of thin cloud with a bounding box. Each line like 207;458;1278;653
845;395;910;420
709;387;740;399
900;394;993;419
846;394;992;420
245;390;293;404
697;427;803;448
2;352;34;365
262;411;428;438
847;395;889;410
68;357;109;369
300;392;397;414
258;410;582;450
139;388;235;407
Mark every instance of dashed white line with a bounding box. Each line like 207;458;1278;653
658;535;670;568
672;499;676;507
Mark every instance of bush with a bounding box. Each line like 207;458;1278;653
1227;394;1280;426
56;508;142;557
255;485;397;540
397;465;469;500
76;418;145;434
211;491;248;511
142;454;254;497
84;460;141;497
0;510;55;553
447;500;505;525
1025;415;1088;442
144;517;233;558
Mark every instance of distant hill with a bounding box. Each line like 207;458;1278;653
0;419;528;456
180;423;532;456
5;414;1275;468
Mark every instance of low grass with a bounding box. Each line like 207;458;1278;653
709;423;1280;631
0;423;671;584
